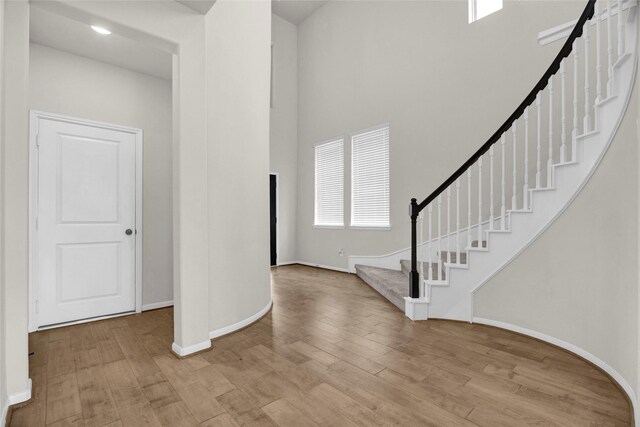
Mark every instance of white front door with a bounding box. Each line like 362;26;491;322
35;116;138;327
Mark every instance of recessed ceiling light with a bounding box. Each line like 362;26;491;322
91;25;111;35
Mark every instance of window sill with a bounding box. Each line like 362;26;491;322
313;225;345;230
349;226;392;231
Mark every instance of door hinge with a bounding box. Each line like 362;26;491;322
35;216;39;230
35;300;39;314
35;134;40;148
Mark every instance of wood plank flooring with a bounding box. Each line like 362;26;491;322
10;264;631;426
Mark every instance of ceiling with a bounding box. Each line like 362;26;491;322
29;6;173;80
272;0;328;25
28;0;327;81
176;0;216;14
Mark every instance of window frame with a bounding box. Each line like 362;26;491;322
349;123;391;231
468;0;503;23
313;137;345;229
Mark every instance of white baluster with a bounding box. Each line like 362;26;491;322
618;0;625;57
512;123;517;210
548;77;554;187
573;40;580;160
523;107;530;210
438;195;442;280
467;170;472;248
489;145;495;230
607;0;614;96
500;135;506;230
456;178;461;264
584;20;591;133
428;205;433;281
447;187;451;264
536;93;542;188
560;60;568;163
478;157;483;244
596;1;603;104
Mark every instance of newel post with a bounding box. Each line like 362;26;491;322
409;198;420;298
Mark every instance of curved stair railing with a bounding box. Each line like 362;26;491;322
408;0;630;300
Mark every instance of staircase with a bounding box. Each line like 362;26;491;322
352;0;638;321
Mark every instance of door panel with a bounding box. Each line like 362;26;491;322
37;117;137;327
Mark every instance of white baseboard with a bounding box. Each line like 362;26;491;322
171;340;211;357
7;379;32;406
209;299;273;340
274;261;298;267
1;379;33;426
291;261;351;274
141;300;174;311
473;318;638;425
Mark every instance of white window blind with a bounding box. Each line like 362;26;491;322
315;139;344;226
351;125;390;228
469;0;503;23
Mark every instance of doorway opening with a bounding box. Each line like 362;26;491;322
270;173;278;266
27;5;174;330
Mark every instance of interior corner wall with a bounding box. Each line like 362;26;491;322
28;43;174;308
270;13;298;265
474;79;639;404
2;0;30;402
0;0;7;421
295;0;584;270
206;0;272;334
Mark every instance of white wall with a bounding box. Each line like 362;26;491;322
2;0;30;405
28;43;174;308
206;0;273;334
270;14;298;265
0;0;7;421
295;0;584;270
474;61;640;413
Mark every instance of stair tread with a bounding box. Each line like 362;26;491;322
355;264;407;311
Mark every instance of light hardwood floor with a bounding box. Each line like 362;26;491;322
10;264;632;426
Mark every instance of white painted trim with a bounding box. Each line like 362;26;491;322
473;318;639;424
141;300;174;311
209;299;273;340
404;297;429;321
7;380;31;406
292;261;351;274
28;111;144;331
538;0;632;45
135;128;144;314
348;226;392;231
36;311;135;331
0;380;32;427
537;19;578;46
171;339;211;357
274;261;298;267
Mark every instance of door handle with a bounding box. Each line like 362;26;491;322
125;229;133;236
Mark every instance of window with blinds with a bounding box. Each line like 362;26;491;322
314;138;344;227
469;0;502;23
351;125;390;228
